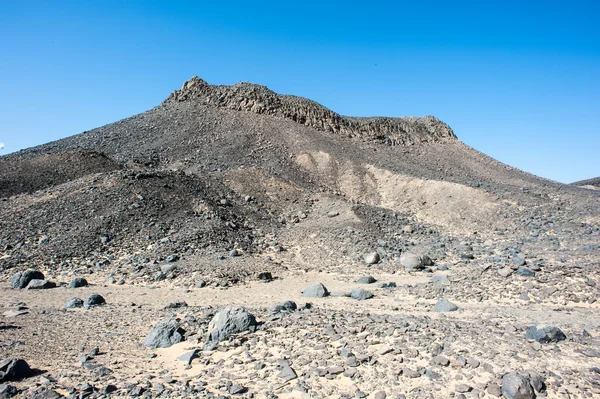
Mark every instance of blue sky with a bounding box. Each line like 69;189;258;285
1;1;598;183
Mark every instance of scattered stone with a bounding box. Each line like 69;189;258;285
25;279;55;290
526;325;566;343
350;288;374;301
68;278;88;288
497;267;513;277
270;301;297;315
196;280;207;288
164;301;188;309
402;368;421;378
364;252;380;265
279;365;297;382
0;383;17;397
83;294;105;309
501;372;534;399
431;356;449;366
356;276;376;284
327;211;339;218
400;253;432;271
302;283;329;298
203;307;257;350
431;274;450;285
515;267;535;277
455;384;472;393
10;270;44;289
143;318;184;349
177;350;199;365
64;298;84;309
256;272;273;281
434;298;458;312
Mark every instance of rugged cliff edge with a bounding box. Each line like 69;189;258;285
164;76;457;146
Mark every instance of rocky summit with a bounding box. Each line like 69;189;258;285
0;77;599;398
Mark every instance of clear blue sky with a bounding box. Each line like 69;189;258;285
1;1;598;183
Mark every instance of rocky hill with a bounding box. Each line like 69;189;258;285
572;176;600;188
0;77;599;399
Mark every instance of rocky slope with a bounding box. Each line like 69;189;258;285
0;77;598;399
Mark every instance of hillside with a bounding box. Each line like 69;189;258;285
0;77;599;398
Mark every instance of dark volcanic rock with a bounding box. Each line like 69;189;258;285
143;318;184;349
68;277;88;288
64;298;84;309
0;358;32;381
10;270;44;289
526;325;567;343
83;294;106;309
203;307;257;350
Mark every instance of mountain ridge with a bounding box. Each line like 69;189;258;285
164;76;457;146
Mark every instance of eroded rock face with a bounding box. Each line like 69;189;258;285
165;77;457;146
203;307;257;350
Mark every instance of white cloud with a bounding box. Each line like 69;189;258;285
0;142;4;150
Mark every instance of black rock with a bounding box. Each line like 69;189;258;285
0;358;32;381
64;298;84;309
143;318;185;349
83;294;106;309
526;325;567;343
11;270;45;289
68;278;88;288
257;272;273;281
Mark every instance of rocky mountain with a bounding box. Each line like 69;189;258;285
0;77;598;398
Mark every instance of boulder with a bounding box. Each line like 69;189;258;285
400;253;432;271
83;294;105;309
0;358;32;381
350;288;374;301
525;325;566;343
434;298;458;312
68;278;88;288
501;372;535;399
10;270;44;289
64;298;84;309
203;307;257;350
302;283;329;298
143;318;184;349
